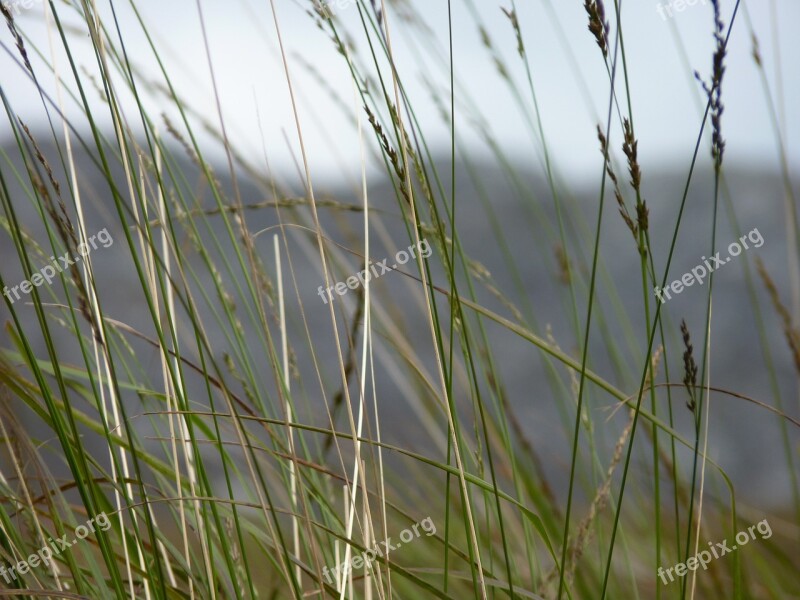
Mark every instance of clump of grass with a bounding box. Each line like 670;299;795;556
0;0;796;598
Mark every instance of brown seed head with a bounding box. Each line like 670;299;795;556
584;0;610;58
680;320;698;412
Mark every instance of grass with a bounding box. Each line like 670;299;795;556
0;0;797;598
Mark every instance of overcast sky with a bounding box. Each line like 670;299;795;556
2;0;797;185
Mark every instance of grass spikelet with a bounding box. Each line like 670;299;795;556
597;125;637;240
695;0;728;172
365;104;410;205
681;320;699;412
621;118;641;195
501;7;524;58
621;119;649;252
756;257;800;375
18;122;95;331
584;0;610;58
1;3;32;74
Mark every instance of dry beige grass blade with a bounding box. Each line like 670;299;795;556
690;300;713;600
57;3;150;593
150;141;186;594
264;2;382;597
135;151;178;592
274;234;301;588
189;2;309;593
252;136;343;594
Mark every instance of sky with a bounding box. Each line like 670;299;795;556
1;0;797;185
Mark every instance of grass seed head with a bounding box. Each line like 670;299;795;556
584;0;610;58
681;320;699;412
